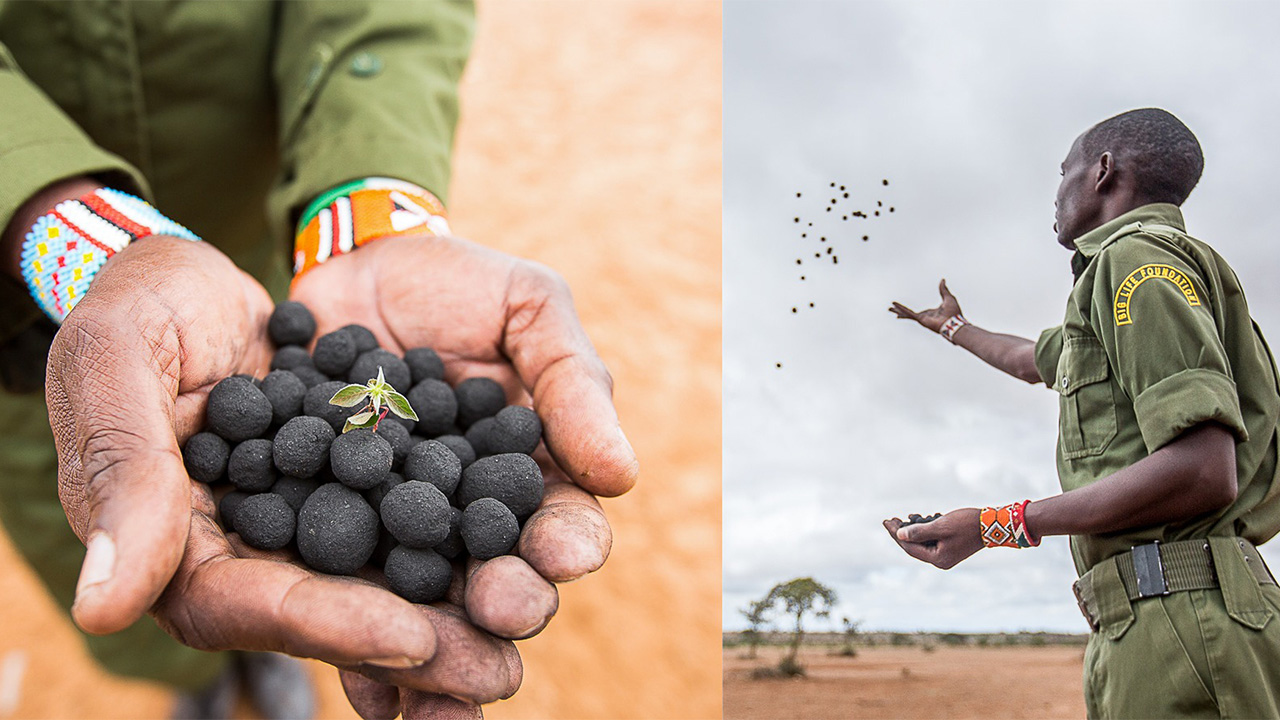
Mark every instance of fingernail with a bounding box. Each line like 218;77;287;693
616;424;635;457
365;655;429;669
76;533;116;600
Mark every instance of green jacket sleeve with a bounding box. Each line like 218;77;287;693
1090;233;1248;452
0;43;149;391
267;0;474;242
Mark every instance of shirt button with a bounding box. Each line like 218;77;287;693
350;52;383;77
1061;376;1070;390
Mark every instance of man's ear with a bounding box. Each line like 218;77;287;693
1094;151;1115;193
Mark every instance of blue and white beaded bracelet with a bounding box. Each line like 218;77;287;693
19;188;200;322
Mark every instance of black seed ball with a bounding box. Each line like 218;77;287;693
349;349;411;392
485;406;543;455
313;330;358;376
381;480;452;548
461;498;520;560
218;490;250;528
454;377;506;428
403;440;462;497
273;416;335;478
457;453;544;518
340;324;379;354
364;471;405;511
267;301;316;347
234;493;296;551
434;435;477;468
376;420;413;469
465;417;495;458
296;483;378;575
370;530;398;568
184;432;229;483
292;366;330;389
260;370;306;425
435;507;465;559
330;428;393;490
304;381;360;432
404;347;445;384
229;438;276;492
271;345;313;372
384;546;452;603
385;415;417;433
207;376;273;442
271;476;321;512
408;379;458;437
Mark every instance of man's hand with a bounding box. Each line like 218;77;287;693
889;278;962;334
883;508;983;570
42;238;521;701
290;234;639;710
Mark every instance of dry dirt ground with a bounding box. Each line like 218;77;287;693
724;646;1087;720
0;2;722;719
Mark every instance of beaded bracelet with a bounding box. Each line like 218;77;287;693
292;177;451;278
20;188;201;323
979;500;1040;548
939;314;968;343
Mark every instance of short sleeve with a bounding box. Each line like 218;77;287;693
1034;325;1064;387
1091;235;1248;452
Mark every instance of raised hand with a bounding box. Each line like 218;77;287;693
289;234;639;709
882;508;983;570
889;278;963;334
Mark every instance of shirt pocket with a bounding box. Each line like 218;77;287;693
1056;336;1118;460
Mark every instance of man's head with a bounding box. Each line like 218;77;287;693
1054;108;1204;249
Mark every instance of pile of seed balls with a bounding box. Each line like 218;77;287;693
181;301;544;604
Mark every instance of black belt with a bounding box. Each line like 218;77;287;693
1073;537;1275;631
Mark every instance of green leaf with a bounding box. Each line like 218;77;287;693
370;390;383;414
385;390;419;421
376;366;386;388
342;410;378;433
329;384;372;407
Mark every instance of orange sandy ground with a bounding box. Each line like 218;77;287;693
724;646;1087;720
0;2;722;719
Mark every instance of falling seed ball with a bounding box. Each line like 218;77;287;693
890;207;895;212
775;363;782;368
794;217;800;223
330;428;393;490
457;453;544;518
843;192;849;198
381;480;452;548
207;376;273;442
826;208;831;212
877;201;882;207
339;324;380;354
830;182;835;187
404;347;446;385
267;301;317;347
260;369;307;426
800;276;805;280
312;330;358;376
271;345;313;372
863;236;869;241
809;302;814;307
273;415;335;478
814;253;820;258
833;256;839;264
791;308;797;313
842;216;848;221
233;493;296;551
183;431;230;483
404;439;463;497
408;378;459;437
795;259;801;265
875;211;880;216
460;498;520;560
454;377;507;428
296;483;379;575
883;179;889;185
796;192;801;197
384;546;453;603
801;233;806;238
229;438;277;492
271;476;321;513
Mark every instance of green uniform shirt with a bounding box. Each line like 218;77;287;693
1034;204;1280;576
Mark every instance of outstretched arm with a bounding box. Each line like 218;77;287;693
890;279;1042;385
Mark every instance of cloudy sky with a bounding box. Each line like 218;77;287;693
724;0;1280;633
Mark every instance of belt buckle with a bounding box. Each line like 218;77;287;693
1072;580;1099;631
1132;541;1170;598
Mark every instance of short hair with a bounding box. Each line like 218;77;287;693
1080;108;1204;206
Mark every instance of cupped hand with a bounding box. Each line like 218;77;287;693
883;508;983;570
889;278;962;333
43;238;487;697
290;235;639;712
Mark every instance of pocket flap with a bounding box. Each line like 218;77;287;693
1056;337;1110;396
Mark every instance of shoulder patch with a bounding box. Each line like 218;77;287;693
1113;263;1200;326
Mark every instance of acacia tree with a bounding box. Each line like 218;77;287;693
739;598;772;659
840;615;861;657
764;577;838;673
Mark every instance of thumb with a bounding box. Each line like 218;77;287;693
46;308;192;635
896;520;944;544
938;278;956;303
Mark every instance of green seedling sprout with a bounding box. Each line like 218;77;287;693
328;366;418;433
